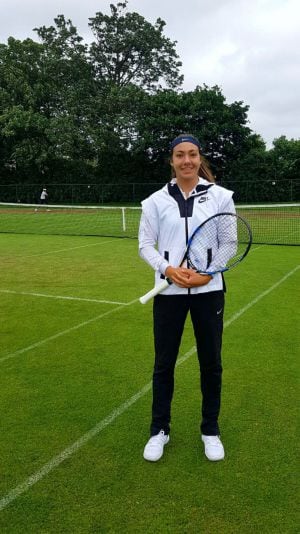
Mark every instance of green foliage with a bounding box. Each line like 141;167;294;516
269;136;300;180
0;2;298;198
225;134;300;201
131;85;255;182
0;27;96;183
88;1;183;91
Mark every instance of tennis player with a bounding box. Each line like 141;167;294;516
138;134;235;462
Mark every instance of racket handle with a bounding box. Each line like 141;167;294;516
139;279;170;304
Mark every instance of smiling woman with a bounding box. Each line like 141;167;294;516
170;133;215;187
138;132;238;463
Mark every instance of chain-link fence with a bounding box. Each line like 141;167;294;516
0;179;299;205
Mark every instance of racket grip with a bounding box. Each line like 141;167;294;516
139;279;170;304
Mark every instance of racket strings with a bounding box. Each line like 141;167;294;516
187;214;251;273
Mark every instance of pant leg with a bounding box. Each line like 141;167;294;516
190;291;224;435
151;295;189;436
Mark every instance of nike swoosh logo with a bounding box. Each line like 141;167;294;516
217;309;223;315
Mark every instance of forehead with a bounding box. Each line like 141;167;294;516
172;142;200;154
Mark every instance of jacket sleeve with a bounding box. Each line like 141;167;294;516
138;201;169;275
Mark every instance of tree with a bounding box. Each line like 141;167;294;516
179;86;253;181
87;0;184;178
269;136;300;181
0;37;50;182
88;1;183;92
0;3;184;188
2;4;297;203
0;18;97;185
34;16;96;165
131;85;256;182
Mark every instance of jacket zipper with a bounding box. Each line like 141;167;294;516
185;199;191;295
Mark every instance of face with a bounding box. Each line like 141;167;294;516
171;142;201;183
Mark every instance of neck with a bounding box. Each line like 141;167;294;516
176;177;199;194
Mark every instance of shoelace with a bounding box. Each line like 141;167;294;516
204;436;222;446
149;432;166;445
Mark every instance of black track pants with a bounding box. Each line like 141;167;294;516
150;291;224;436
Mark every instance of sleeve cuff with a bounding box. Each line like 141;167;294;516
158;260;170;276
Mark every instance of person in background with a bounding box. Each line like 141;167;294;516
40;188;48;205
138;133;235;463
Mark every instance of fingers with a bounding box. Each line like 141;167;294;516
190;273;212;286
165;266;187;286
165;266;212;288
179;271;211;287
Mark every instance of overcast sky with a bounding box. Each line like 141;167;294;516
0;0;299;148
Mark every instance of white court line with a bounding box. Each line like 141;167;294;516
222;264;299;326
0;246;264;306
0;264;299;512
0;244;264;362
0;289;127;307
0;299;138;364
2;239;117;259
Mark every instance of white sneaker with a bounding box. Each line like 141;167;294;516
201;435;225;461
143;430;170;462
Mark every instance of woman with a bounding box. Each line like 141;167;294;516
138;134;235;462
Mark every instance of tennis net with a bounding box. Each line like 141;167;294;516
0;202;299;245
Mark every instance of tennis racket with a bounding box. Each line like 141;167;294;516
139;212;252;304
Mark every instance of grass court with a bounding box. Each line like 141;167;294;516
0;231;299;533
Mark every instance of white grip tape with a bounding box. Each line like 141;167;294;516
139;279;169;304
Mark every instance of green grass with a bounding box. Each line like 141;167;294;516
0;234;299;533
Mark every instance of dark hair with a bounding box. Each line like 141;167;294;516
170;133;215;183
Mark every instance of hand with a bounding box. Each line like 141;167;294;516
165;266;212;288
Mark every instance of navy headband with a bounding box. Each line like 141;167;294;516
170;135;201;150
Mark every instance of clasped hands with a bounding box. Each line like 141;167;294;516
165;266;212;288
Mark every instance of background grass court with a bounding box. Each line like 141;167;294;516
0;230;299;533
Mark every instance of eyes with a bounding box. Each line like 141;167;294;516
173;151;200;159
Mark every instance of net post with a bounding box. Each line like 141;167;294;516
122;207;126;232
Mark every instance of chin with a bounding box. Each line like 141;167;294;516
181;173;197;179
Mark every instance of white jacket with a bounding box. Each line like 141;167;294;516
138;177;235;295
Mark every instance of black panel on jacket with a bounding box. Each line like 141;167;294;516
167;182;214;218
